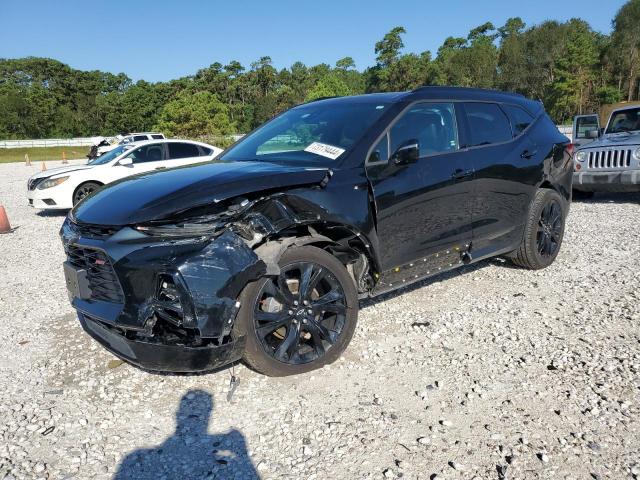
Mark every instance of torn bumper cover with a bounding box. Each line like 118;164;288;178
60;218;266;372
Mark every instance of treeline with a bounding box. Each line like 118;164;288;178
0;0;639;140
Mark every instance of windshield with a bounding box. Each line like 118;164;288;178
606;107;640;134
220;101;390;164
88;145;132;165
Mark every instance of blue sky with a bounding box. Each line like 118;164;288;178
0;0;627;82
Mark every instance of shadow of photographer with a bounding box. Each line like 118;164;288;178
114;389;259;480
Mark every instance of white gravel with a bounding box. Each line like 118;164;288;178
1;160;639;479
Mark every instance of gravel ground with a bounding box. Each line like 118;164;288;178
1;160;639;480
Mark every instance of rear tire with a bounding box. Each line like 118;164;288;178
510;189;567;270
236;245;358;377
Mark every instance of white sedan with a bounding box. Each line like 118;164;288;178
27;139;223;210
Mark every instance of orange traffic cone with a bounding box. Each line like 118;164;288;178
0;206;13;234
25;153;30;166
62;151;68;164
41;161;47;171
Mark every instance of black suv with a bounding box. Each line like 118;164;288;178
60;87;573;376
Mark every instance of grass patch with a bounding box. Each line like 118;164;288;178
0;146;90;164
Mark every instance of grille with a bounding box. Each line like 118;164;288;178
65;245;124;303
70;221;119;239
587;149;632;170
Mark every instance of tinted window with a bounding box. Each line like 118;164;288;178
125;144;164;163
390;103;458;157
464;103;512;146
168;143;200;159
503;104;534;137
368;133;389;164
200;147;214;156
133;135;148;142
151;134;164;139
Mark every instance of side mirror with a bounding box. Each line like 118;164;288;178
118;157;133;167
586;129;599;139
391;140;419;165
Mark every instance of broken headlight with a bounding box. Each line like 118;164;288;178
135;198;254;238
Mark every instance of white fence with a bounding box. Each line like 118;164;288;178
0;137;99;149
557;125;572;142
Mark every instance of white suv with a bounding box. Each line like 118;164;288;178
28;139;222;210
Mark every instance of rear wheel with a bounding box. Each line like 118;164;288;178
510;189;567;270
236;245;358;376
73;182;102;205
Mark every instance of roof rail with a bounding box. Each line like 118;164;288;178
410;85;525;98
304;96;339;104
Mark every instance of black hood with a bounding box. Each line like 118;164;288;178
72;160;329;226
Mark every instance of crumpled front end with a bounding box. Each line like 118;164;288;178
60;218;266;372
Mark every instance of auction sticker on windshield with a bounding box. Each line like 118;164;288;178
304;142;346;160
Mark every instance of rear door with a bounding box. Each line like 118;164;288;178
366;102;474;291
572;114;600;147
458;102;539;258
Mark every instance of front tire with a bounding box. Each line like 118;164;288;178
236;245;358;376
73;182;102;205
510;188;567;270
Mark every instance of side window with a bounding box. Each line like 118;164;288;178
151;134;164;139
575;115;600;138
133;135;148;142
168;142;201;159
389;103;459;158
464;103;512;146
125;144;164;164
368;133;389;164
502;104;535;137
199;147;214;156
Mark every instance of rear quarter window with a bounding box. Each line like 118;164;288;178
151;134;164;140
168;142;201;159
464;103;512;147
502;104;535;137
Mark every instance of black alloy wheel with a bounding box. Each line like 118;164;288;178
536;199;562;258
73;182;101;205
254;261;347;364
509;188;567;270
237;245;358;376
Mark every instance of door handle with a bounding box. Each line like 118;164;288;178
155;166;166;170
521;149;538;159
451;168;473;180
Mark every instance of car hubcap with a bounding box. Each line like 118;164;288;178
537;200;562;258
253;261;347;365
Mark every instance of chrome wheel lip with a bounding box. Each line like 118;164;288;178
253;261;347;366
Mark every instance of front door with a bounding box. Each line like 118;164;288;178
366;102;474;292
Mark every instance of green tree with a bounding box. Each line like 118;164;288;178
154;90;235;137
305;74;351;101
610;0;640;100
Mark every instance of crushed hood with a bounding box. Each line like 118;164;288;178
578;131;640;150
72;160;329;226
29;163;92;180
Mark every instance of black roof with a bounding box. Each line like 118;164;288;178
305;86;541;113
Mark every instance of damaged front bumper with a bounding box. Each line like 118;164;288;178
60;218;266;372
